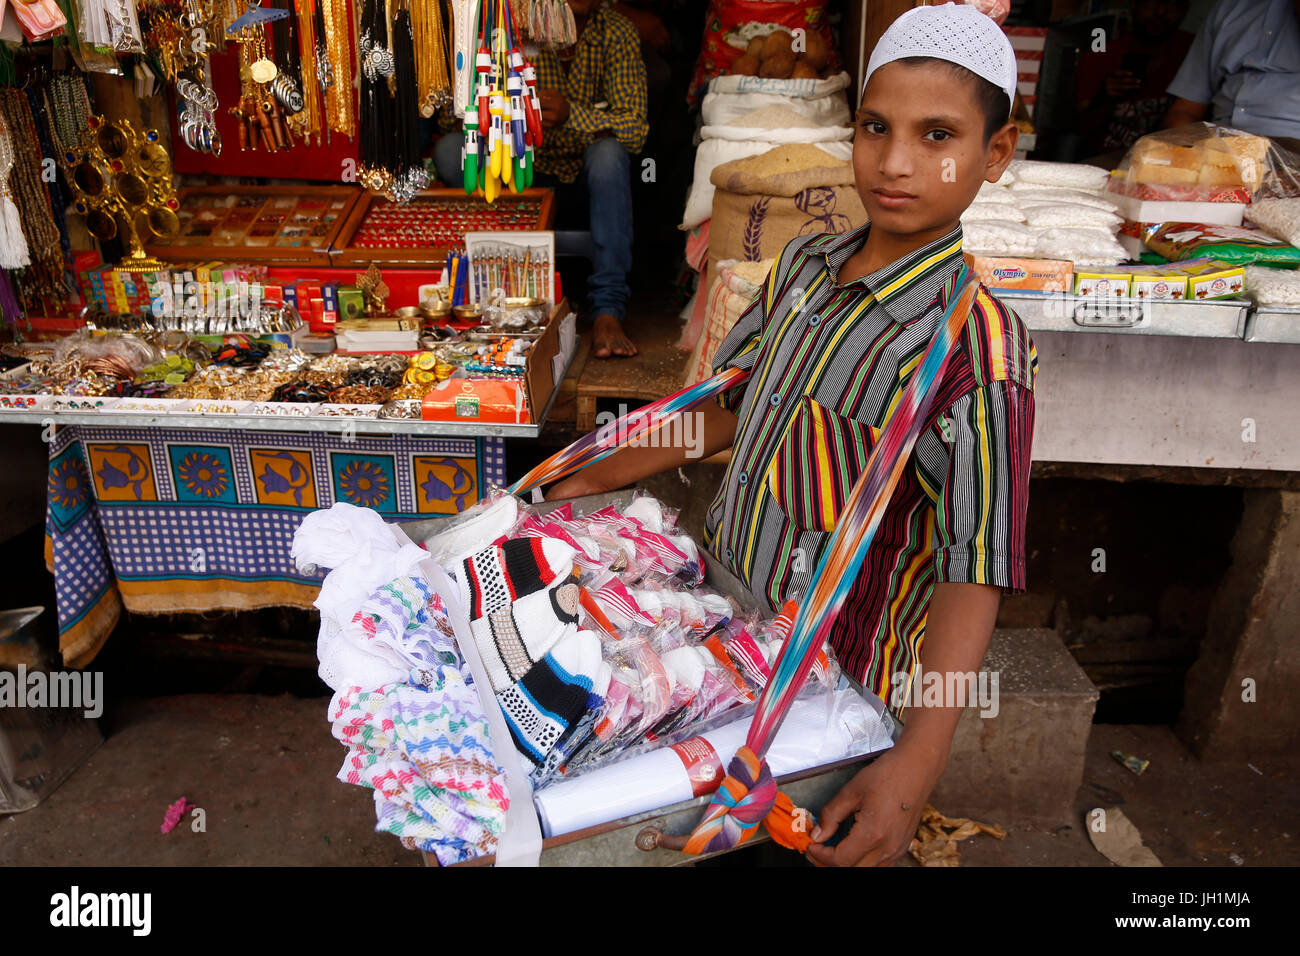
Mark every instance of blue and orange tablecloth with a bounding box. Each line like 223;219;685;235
45;425;505;667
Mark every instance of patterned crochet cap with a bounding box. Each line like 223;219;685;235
864;2;1017;117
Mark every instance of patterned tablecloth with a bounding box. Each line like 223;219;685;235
45;425;505;668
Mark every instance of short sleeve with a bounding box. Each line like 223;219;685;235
1166;5;1220;104
913;379;1036;592
710;235;816;411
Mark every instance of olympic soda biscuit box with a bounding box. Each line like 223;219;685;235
964;255;1074;293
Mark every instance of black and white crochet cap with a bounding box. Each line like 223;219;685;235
864;2;1017;117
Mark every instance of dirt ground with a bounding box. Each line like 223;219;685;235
1;693;1294;867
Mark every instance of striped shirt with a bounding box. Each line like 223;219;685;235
531;3;648;184
704;221;1038;716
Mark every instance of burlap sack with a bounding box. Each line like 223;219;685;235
685;258;773;386
708;144;865;278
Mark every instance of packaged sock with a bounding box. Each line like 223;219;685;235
456;536;577;620
497;628;602;767
471;577;581;694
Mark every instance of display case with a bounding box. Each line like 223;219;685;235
329;188;556;267
145;185;362;265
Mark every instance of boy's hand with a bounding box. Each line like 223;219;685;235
805;745;943;867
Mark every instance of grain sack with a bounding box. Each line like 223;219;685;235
682;121;852;230
710;142;856;195
700;71;853;127
685;258;773;386
707;146;865;281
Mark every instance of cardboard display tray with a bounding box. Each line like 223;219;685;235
145;185;362;265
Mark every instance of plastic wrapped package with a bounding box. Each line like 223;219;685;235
1008;159;1110;192
1245;198;1300;248
421;492;520;566
1141;222;1300;267
1022;204;1123;230
962;221;1038;257
974;182;1018;204
1244;265;1300;306
1009;186;1120;211
1033;227;1129;267
1110;123;1299;199
961;203;1027;223
53;330;161;380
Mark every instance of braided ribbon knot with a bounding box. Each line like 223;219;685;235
682;746;778;855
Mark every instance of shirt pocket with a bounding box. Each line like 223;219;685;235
763;396;881;533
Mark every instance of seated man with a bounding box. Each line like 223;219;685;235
435;0;648;358
1162;0;1300;148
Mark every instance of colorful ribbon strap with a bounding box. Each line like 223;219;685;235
683;267;980;856
506;364;751;497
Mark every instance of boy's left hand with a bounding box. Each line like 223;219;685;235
805;746;942;867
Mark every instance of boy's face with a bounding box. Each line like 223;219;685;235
853;60;1017;242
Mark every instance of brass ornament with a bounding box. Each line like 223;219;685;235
67;116;179;273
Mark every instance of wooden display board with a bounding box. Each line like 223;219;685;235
330;187;556;267
145;185;363;266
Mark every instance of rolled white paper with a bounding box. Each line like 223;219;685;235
533;688;894;838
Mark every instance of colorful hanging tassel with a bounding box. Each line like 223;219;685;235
0;114;31;270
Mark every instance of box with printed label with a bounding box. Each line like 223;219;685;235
1073;271;1132;297
964;255;1073;293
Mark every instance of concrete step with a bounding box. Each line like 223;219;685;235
928;627;1098;828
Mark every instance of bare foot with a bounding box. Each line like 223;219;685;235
592;313;638;358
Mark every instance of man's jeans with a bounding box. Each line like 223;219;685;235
433;134;633;321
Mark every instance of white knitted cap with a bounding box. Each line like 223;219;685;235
864;2;1017;117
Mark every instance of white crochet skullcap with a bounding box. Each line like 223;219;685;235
864;2;1017;117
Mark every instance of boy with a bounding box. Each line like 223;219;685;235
549;3;1036;867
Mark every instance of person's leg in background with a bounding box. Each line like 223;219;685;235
582;135;636;357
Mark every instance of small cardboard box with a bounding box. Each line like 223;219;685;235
964;255;1074;293
422;378;529;424
1129;274;1188;300
1073;271;1132;297
1113;264;1189;300
1176;259;1245;300
419;298;572;426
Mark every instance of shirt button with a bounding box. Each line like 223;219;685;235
769;394;783;407
808;313;821;327
738;472;748;485
725;549;734;561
